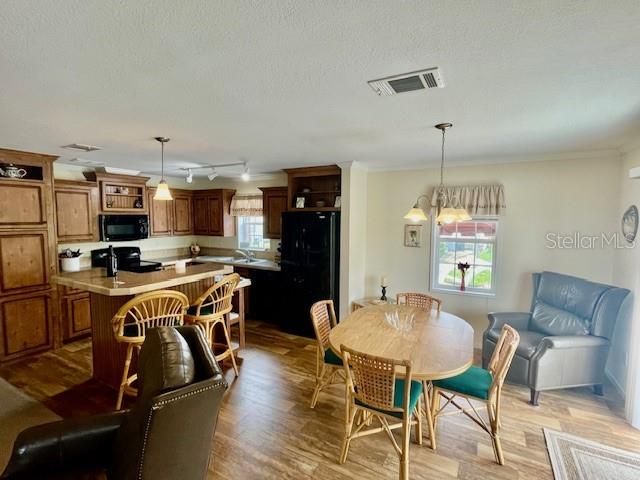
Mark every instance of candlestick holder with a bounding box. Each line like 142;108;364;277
380;285;387;302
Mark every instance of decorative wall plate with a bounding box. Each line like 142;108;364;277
622;205;638;243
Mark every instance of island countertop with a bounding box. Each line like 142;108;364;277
52;263;234;296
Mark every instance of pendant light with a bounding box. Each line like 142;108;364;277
153;136;173;201
404;123;471;224
433;123;471;224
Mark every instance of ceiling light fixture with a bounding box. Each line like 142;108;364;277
241;162;250;182
433;123;470;224
185;169;193;184
153;136;173;201
207;168;219;181
404;123;470;225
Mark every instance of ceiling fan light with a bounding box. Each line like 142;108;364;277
154;180;173;201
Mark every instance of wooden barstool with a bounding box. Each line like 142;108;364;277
185;273;241;376
112;289;189;410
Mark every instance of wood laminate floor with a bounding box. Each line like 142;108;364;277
2;321;640;479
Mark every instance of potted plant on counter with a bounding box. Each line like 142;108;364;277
59;248;82;272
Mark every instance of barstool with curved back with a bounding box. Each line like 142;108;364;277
185;273;241;377
396;292;442;312
309;299;345;408
112;289;189;410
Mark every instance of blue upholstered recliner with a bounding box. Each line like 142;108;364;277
482;271;629;405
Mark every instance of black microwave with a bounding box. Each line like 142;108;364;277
99;215;149;242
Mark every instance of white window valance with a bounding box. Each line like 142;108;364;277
230;194;263;217
430;184;506;216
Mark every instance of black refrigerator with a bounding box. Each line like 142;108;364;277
279;211;340;337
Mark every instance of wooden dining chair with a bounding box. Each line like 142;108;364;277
431;324;520;465
396;292;442;312
309;300;345;408
111;289;189;409
339;346;423;480
184;273;241;376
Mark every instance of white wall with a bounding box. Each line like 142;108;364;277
339;162;368;318
364;153;621;346
612;145;640;425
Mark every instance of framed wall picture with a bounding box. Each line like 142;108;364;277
404;224;422;247
295;196;306;208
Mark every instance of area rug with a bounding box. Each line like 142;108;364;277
544;428;640;479
0;378;60;471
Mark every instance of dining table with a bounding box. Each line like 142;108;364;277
329;303;474;449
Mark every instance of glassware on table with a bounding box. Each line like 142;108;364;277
384;309;415;334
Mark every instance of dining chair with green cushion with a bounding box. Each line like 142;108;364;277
340;345;423;480
431;324;520;465
309;300;345;408
184;273;241;377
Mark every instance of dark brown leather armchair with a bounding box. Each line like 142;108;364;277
1;326;227;480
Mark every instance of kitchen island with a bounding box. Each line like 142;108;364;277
53;263;246;389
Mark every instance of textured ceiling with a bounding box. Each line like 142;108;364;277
1;0;639;177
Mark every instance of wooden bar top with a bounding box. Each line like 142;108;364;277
52;263;235;296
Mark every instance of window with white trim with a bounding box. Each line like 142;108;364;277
431;218;498;295
237;216;270;251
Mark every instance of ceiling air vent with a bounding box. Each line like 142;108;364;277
61;143;102;152
368;67;444;96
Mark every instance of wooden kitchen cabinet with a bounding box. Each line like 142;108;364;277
0;148;58;363
148;187;173;236
147;188;194;236
83;171;149;214
59;287;91;342
259;186;287;239
0;230;51;294
172;191;193;235
54;180;98;242
193;189;235;236
0;285;53;360
0;181;47;227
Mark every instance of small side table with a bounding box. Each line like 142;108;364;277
351;296;396;312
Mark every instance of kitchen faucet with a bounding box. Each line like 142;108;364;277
234;249;256;262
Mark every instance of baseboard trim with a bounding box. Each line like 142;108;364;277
605;368;625;397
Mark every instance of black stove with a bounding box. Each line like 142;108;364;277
91;246;162;273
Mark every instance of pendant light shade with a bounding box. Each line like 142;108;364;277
153;136;173;201
154;180;173;200
436;207;472;224
403;195;429;222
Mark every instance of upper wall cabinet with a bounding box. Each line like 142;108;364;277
259;186;288;239
0;182;46;227
172;190;193;235
54;180;99;243
83;172;150;214
283;165;341;212
147;188;194;237
148;187;173;236
193;189;235;237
